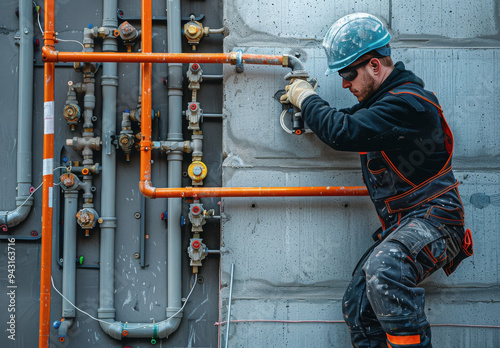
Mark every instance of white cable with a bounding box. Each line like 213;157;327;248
35;2;43;35
56;38;85;51
9;166;69;214
35;2;85;52
51;274;197;329
280;109;294;134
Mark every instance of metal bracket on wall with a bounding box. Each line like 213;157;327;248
106;131;119;154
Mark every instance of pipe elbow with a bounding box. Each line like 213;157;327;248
42;45;58;62
0;202;33;229
285;55;305;72
57;319;74;338
99;320;123;340
139;180;156;199
157;317;182;338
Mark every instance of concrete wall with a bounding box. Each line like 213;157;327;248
221;1;500;347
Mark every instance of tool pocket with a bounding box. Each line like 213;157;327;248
443;228;474;276
385;218;453;281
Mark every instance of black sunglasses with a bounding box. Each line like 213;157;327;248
338;56;383;82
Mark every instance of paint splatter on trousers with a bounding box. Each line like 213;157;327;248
342;218;463;348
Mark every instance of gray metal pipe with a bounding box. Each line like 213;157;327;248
98;0;186;340
166;0;184;324
0;0;34;229
97;0;119;329
58;191;78;337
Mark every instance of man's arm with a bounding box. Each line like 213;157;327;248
301;94;433;152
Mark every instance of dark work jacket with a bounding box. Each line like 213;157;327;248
301;62;472;275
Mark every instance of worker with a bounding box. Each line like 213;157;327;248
280;13;474;348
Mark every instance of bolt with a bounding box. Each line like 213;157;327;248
134;212;141;219
188;25;199;35
133;252;140;259
24;28;29;34
192;165;202;176
197;276;204;284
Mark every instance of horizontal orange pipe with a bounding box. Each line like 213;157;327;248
139;181;368;199
42;46;284;66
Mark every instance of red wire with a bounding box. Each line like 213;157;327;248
214;320;500;329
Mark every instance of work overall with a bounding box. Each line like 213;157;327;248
342;85;474;348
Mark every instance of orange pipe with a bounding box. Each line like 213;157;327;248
39;1;55;347
140;0;153;193
139;184;368;199
41;46;284;66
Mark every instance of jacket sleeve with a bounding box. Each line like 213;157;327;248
301;93;435;152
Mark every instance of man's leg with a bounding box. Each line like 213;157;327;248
362;218;461;348
343;242;388;348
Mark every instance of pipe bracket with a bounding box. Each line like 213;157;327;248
235;50;244;73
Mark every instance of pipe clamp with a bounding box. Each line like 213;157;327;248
98;217;117;228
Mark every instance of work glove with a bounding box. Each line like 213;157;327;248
279;79;317;110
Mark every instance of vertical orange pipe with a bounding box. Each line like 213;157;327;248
140;0;153;191
40;1;55;347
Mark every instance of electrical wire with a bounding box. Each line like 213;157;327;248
214;319;500;329
215;319;344;326
8;166;69;214
51;273;198;330
279;109;313;134
280;109;294;134
34;1;84;51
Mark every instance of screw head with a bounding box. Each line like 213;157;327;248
193;165;202;176
188;25;199;35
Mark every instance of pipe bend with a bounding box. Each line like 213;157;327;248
157;317;182;338
57;319;74;338
0;202;33;229
285;54;306;72
99;318;182;340
98;320;123;340
139;180;156;199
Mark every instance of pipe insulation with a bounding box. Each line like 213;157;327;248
0;0;34;229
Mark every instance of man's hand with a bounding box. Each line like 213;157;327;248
280;79;317;110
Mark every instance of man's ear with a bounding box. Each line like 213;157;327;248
370;58;382;74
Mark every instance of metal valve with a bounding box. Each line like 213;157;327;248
76;207;99;235
186;102;203;130
187;238;208;267
189;202;207;232
188;161;207;186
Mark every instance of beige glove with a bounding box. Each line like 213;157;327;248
280;79;317;109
